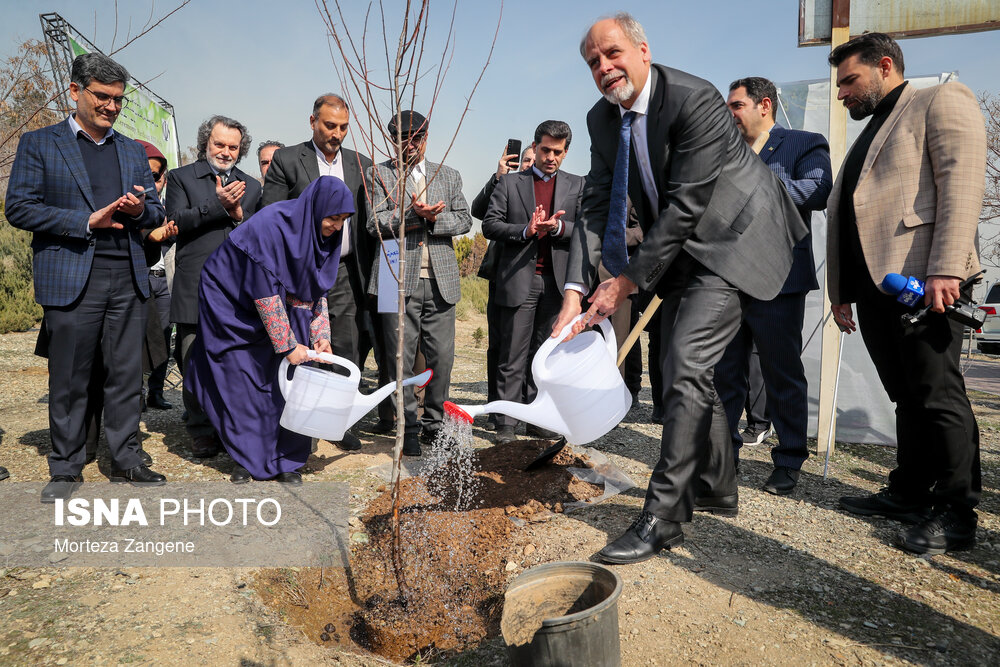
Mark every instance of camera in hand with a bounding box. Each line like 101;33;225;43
880;272;986;329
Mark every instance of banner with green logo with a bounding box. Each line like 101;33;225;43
68;35;179;168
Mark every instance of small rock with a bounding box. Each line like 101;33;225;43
31;579;50;589
505;561;518;572
78;595;102;608
27;638;48;649
863;621;877;629
523;544;536;556
56;659;68;665
350;533;369;544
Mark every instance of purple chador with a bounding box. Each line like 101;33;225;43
188;176;354;479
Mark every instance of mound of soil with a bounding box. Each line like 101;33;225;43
257;439;605;662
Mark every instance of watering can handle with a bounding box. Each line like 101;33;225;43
535;314;619;369
276;350;361;399
305;350;362;382
532;314;584;377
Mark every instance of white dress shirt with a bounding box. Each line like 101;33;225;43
314;141;352;256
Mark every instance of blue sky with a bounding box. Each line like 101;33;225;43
4;1;999;214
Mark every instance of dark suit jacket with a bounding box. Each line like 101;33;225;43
482;170;584;307
568;65;807;301
261;141;374;290
759;124;832;294
6;119;165;307
166;160;261;324
472;173;505;282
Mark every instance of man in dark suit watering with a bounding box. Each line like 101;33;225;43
6;53;168;502
714;77;833;496
552;13;807;563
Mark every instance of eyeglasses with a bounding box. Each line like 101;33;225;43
151;170;165;181
84;87;129;109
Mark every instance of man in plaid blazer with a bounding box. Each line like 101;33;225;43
6;53;168;502
827;33;986;555
367;110;472;456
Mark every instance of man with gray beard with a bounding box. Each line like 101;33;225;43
168;116;262;459
553;13;807;563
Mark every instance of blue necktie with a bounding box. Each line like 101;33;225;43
603;110;636;277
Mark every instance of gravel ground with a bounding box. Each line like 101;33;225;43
0;318;998;666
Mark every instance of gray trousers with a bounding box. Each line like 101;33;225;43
380;278;455;433
176;323;215;438
644;253;744;523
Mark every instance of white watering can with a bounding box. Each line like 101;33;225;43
445;315;631;445
278;351;432;441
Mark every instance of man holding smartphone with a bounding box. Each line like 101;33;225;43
6;53;168;502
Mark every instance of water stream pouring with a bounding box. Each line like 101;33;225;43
279;351;432;441
445;315;631;445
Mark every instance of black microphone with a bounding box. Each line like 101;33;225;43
880;272;986;329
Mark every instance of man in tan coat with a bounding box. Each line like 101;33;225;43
827;33;986;555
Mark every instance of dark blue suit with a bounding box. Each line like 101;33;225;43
714;124;832;469
6;119;162;306
6;117;164;476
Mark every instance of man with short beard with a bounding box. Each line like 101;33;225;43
167;116;262;459
262;94;374;452
827;33;985;555
552;13;807;564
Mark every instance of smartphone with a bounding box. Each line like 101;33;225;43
126;185;157;198
505;138;522;169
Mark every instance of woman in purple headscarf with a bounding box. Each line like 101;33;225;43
187;176;354;484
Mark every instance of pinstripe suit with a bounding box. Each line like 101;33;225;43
6;117;164;476
715;124;832;470
366;158;472;434
829;82;985;514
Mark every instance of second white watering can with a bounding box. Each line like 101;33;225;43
279;351;432;441
445;315;631;444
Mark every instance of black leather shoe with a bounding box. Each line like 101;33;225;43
191;434;221;459
372;420;395;435
495;426;517;446
419;427;441;445
896;509;977;555
230;464;252;484
41;475;82;503
596;511;684;564
334;431;362;451
403;432;421;457
138;449;153;466
839;488;932;524
147;390;173;410
110;465;166;487
693;493;739;517
525;424;559;439
274;471;303;485
650;406;664;424
181;410;190;422
763;466;799;496
0;466;8;482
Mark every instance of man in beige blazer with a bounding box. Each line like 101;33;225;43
827;33;986;556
